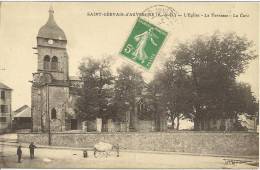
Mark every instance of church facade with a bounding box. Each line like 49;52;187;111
31;7;81;132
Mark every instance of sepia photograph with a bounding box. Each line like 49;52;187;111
0;2;259;169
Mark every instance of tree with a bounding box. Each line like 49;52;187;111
114;65;145;128
144;74;166;131
173;32;257;130
231;83;259;116
155;59;194;130
219;82;259;131
75;58;114;126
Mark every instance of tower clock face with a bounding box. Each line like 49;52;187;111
48;39;54;45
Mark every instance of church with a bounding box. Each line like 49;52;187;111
31;7;82;132
31;7;168;133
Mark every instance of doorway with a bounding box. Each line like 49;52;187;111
71;119;77;130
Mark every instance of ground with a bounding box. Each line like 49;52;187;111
0;133;258;169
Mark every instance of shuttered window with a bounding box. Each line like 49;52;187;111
0;105;8;113
1;91;5;100
0;117;6;122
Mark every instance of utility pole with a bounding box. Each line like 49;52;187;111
46;84;51;145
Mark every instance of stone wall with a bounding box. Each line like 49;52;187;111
48;86;69;132
32;84;70;132
18;132;259;156
136;120;155;132
107;119;121;132
198;118;237;131
31;86;41;132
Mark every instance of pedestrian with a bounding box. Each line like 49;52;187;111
17;145;22;163
29;142;37;159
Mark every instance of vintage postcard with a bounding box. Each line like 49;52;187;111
0;2;259;169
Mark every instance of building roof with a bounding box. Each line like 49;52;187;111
0;82;12;90
37;7;67;41
14;105;31;118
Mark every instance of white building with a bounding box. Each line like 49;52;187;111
0;82;12;133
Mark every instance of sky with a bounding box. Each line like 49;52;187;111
0;2;258;110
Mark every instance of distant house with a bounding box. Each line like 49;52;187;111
0;82;12;133
13;105;32;130
239;114;258;132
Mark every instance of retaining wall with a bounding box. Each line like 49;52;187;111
18;132;259;156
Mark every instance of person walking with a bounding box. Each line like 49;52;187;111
17;145;22;163
29;142;37;159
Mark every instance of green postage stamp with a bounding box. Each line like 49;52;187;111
120;17;168;69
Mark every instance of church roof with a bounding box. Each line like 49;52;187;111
0;82;12;90
37;7;67;41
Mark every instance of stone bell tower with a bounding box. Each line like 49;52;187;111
31;7;69;132
37;6;69;81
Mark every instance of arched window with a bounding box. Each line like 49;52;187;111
51;108;57;119
43;55;50;70
51;56;58;70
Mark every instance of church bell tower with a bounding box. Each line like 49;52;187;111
31;7;69;132
37;6;69;81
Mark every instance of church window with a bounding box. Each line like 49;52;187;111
51;108;57;119
44;55;50;70
51;56;58;70
137;99;144;113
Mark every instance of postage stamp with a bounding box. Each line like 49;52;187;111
120;17;168;69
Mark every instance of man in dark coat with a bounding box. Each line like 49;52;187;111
29;142;37;159
17;145;22;163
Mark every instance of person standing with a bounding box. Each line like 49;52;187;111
29;142;37;159
17;145;22;163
